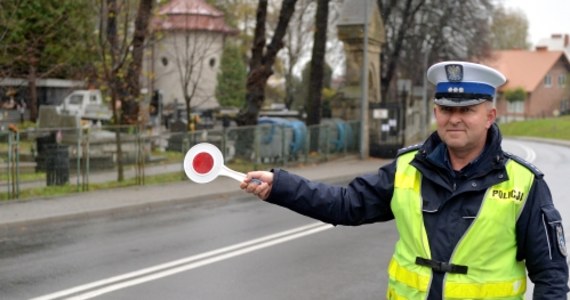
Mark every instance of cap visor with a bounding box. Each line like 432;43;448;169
434;98;488;107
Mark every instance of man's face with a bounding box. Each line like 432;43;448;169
434;102;496;152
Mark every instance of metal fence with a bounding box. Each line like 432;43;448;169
1;120;360;201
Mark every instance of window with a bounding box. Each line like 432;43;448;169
544;74;552;87
507;100;525;114
69;95;83;105
209;58;216;68
161;57;168;66
559;74;567;87
561;99;570;114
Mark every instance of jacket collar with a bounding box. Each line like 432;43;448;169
417;123;506;178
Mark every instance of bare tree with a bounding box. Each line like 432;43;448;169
276;0;343;112
98;0;154;181
152;0;236;131
490;5;530;50
378;0;427;101
378;0;494;100
167;26;224;130
281;0;314;110
208;0;258;57
235;0;299;126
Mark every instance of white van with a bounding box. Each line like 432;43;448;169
57;90;112;121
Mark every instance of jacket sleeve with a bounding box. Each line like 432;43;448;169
265;160;397;226
517;177;569;299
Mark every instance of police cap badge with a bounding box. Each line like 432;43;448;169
445;64;463;82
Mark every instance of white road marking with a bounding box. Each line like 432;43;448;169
503;140;537;163
32;222;333;300
518;143;536;163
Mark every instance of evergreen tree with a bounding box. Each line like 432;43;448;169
216;43;247;108
0;0;97;120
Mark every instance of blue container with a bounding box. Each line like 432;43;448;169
258;117;307;158
321;118;353;152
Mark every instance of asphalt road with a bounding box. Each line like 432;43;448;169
1;139;569;300
502;139;570;299
0;179;398;300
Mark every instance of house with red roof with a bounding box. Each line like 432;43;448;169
479;49;570;122
143;0;236;112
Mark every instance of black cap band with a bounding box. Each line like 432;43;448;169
434;93;493;101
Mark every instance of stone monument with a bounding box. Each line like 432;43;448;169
336;0;385;157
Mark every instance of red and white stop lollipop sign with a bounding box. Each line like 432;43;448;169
184;143;258;184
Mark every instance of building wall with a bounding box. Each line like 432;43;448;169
145;31;224;110
528;60;570;118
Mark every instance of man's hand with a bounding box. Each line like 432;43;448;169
240;171;274;200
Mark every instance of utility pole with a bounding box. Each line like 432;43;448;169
360;0;370;159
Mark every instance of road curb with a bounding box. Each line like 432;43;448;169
0;189;248;232
0;174;361;232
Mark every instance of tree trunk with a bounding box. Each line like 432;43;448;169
27;64;38;122
125;0;154;125
112;95;124;182
305;0;329;127
106;0;124;181
236;0;299;126
26;41;41;122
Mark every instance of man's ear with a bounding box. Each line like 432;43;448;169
486;106;497;128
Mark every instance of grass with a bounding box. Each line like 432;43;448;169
2;170;189;201
499;115;570;140
1;158;273;201
0;171;45;182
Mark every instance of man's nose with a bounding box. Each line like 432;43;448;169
448;110;462;123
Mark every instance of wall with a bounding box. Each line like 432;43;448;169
146;31;224;111
528;59;570;118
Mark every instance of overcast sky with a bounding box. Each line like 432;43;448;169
501;0;570;46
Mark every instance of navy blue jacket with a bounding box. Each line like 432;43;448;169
266;125;569;299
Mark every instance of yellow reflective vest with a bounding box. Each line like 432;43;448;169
387;151;534;299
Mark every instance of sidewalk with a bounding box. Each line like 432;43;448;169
0;155;389;230
3;136;569;231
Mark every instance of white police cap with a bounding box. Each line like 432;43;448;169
426;61;506;107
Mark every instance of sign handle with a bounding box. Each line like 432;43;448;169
220;166;262;184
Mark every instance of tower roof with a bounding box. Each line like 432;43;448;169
153;0;236;34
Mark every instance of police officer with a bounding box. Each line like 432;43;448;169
241;61;569;299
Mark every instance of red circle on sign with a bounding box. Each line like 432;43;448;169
193;152;214;174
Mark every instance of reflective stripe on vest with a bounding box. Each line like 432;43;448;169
387;151;533;299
